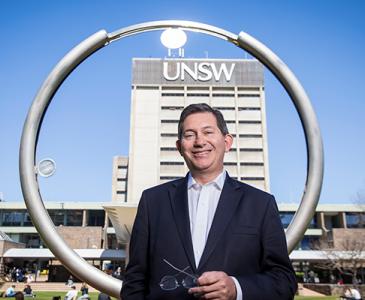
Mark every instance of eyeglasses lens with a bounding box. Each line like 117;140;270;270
159;275;179;290
182;276;198;289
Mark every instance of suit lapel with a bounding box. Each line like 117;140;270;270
169;176;197;272
198;176;244;272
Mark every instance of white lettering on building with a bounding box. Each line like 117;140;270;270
163;62;236;82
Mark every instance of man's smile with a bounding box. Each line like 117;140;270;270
192;149;212;157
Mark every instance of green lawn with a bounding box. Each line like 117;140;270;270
22;292;116;300
294;297;338;300
4;291;339;300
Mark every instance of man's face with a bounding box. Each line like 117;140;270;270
176;112;233;178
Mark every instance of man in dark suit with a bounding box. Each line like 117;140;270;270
121;103;297;300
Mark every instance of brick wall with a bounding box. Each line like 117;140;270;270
332;228;365;250
56;226;103;248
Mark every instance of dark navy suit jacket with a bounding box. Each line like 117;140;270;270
121;174;297;300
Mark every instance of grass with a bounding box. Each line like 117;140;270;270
11;292;116;300
2;291;340;300
294;297;338;300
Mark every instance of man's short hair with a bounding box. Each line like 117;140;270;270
177;103;229;139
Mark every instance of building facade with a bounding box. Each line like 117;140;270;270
117;58;271;203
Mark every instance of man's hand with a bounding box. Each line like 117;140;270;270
188;271;237;300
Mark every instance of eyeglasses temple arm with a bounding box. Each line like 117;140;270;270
163;259;197;280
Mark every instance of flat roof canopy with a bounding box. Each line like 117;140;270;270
289;250;365;262
3;248;126;260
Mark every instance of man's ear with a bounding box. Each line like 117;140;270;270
176;140;183;156
224;134;234;152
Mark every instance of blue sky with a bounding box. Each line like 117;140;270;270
1;0;364;204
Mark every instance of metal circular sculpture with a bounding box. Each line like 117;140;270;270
20;20;324;298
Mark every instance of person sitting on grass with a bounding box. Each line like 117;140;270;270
341;287;362;300
64;286;77;300
23;285;34;298
5;285;16;297
77;283;89;300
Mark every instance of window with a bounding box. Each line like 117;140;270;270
212;93;234;97
308;217;318;229
237;87;260;91
213;107;235;110
162;86;184;90
238;107;260;111
66;210;83;226
161;106;184;110
160;162;184;165
239;148;263;152
241;177;265;181
186;93;209;97
1;210;24;226
161;93;184;97
88;210;105;226
212;87;234;91
238;120;261;124
299;236;319;250
160;176;183;180
161;120;179;123
187;86;209;91
23;212;33;226
240;162;264;166
136;86;159;90
20;234;42;248
346;213;365;228
239;134;262;138
237;94;260;97
280;212;294;228
48;210;66;226
161;147;177;151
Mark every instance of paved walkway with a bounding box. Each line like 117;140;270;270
297;283;326;297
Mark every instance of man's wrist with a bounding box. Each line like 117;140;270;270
230;276;242;300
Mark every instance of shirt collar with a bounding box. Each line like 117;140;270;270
188;170;226;191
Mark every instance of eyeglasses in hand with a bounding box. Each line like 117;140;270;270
159;259;198;291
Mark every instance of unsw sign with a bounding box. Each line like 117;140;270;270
163;61;236;82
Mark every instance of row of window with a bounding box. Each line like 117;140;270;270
160;176;265;181
160;147;263;152
1;210;363;232
161;120;261;124
135;85;260;92
160;162;264;166
160;133;263;138
0;210;105;227
160;93;260;97
161;107;260;111
280;212;365;229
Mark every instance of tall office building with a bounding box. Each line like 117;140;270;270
121;58;270;204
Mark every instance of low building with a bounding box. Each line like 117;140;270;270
0;201;363;283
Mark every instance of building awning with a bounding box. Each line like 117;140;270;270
3;248;126;260
290;250;365;262
103;203;137;244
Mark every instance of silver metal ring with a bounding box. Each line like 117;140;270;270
19;20;324;298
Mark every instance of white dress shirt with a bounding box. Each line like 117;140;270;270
187;170;242;300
